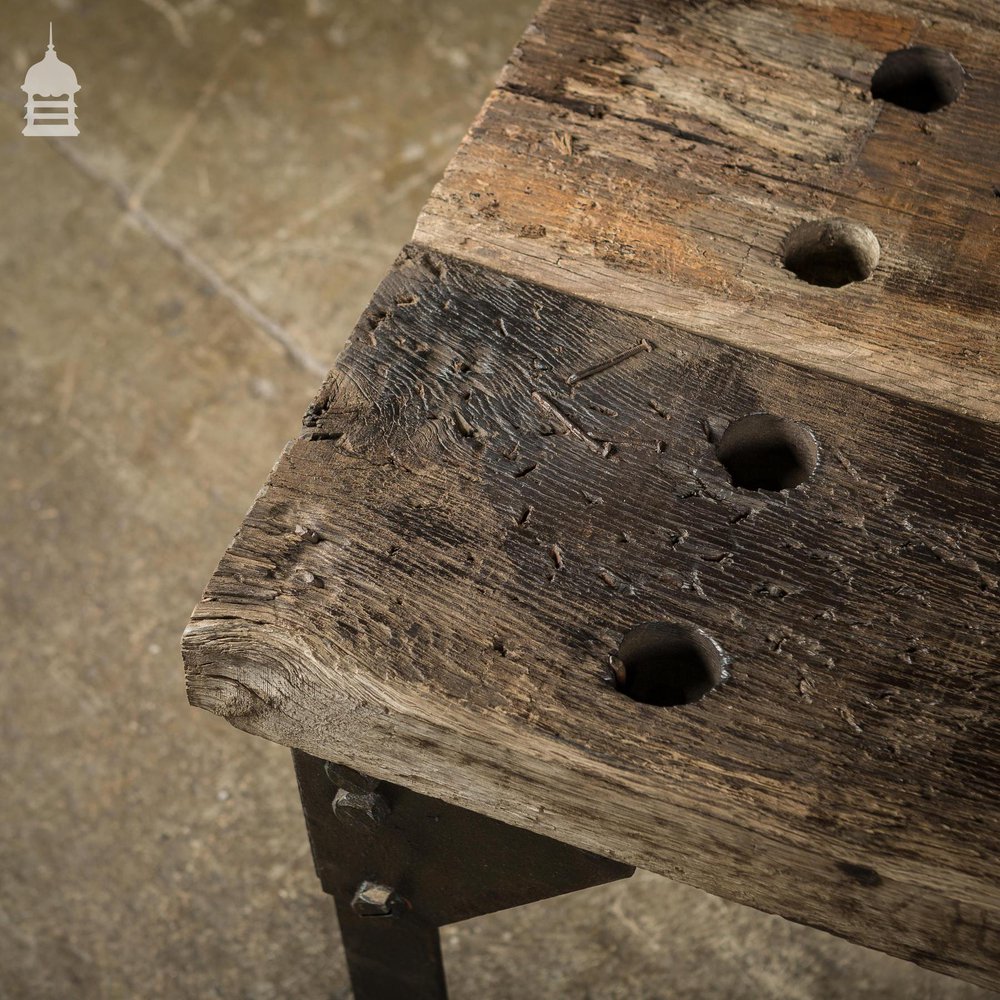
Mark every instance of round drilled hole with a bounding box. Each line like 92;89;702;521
716;413;818;492
871;46;964;113
611;622;727;707
783;218;880;287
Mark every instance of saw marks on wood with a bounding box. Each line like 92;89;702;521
415;0;1000;419
185;0;999;990
185;247;1000;989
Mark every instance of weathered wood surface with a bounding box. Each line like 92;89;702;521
184;0;1000;990
186;247;1000;988
416;0;1000;420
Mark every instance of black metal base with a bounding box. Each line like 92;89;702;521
293;749;635;1000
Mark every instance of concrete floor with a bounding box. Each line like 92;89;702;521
0;2;995;998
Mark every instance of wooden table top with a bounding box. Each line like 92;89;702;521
183;0;999;988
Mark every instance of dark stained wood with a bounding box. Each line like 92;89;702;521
185;246;1000;989
416;0;1000;419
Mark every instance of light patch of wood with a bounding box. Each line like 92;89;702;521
416;0;1000;419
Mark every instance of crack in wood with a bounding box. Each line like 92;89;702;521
565;338;654;385
531;391;611;455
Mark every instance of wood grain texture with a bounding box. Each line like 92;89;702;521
184;246;1000;989
415;0;1000;419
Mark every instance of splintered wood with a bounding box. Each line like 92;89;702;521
184;0;999;989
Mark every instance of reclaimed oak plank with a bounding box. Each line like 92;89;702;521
185;247;999;988
184;0;999;987
415;0;1000;419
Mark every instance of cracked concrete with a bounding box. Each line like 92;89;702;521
1;2;997;998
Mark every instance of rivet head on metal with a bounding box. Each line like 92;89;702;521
351;881;405;917
333;787;391;828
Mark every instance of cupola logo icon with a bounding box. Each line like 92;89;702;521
22;23;81;137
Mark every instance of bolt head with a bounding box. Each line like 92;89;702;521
333;788;390;828
351;881;405;917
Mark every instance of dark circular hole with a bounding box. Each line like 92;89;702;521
716;413;818;491
783;218;880;288
871;46;964;113
611;622;727;707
